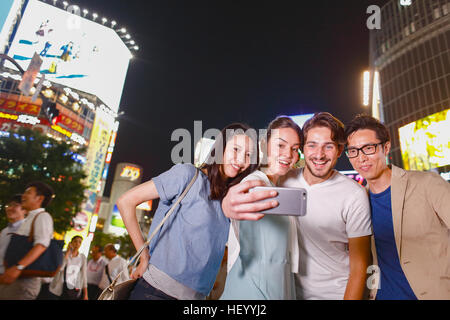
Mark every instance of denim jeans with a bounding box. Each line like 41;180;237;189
128;278;177;300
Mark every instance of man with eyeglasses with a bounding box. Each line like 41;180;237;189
345;114;450;300
0;195;26;275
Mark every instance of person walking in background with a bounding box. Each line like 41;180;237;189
98;243;130;292
49;235;88;300
0;194;26;275
0;181;55;300
87;244;107;300
221;116;302;300
117;123;259;300
345;114;450;300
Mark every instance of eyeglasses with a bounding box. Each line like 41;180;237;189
345;142;385;158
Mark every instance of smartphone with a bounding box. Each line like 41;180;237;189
250;186;307;216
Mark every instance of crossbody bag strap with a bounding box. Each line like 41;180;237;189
105;265;112;284
105;168;200;291
28;211;45;242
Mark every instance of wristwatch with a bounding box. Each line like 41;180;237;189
15;264;25;271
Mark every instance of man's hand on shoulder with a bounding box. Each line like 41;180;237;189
222;180;278;220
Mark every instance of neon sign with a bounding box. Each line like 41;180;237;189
120;165;141;181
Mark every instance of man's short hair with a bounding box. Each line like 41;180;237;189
345;114;390;143
25;181;55;208
104;243;117;253
7;194;23;204
93;244;103;253
301;112;345;151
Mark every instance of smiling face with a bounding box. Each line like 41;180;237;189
221;134;254;179
303;126;343;185
21;186;44;211
266;127;301;179
346;129;390;182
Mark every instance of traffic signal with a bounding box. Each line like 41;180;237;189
43;101;60;125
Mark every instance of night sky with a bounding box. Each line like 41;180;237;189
72;0;389;196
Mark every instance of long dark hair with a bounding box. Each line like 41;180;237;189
201;123;259;200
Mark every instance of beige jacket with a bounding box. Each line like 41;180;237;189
370;165;450;300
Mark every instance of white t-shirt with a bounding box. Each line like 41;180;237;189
15;208;53;247
98;255;130;290
65;254;84;289
87;256;107;286
279;168;372;300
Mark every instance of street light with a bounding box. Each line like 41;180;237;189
93;13;98;21
83;9;88;17
102;17;108;25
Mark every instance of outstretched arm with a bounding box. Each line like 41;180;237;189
221;180;279;221
117;179;160;279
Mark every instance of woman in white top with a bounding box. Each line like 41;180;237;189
221;116;302;300
49;235;88;300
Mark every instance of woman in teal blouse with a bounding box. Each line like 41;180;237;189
220;116;302;300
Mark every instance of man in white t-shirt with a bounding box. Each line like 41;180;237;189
0;181;55;300
98;243;130;291
222;112;372;300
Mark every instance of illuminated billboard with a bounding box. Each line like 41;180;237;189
84;108;114;192
0;0;22;53
399;109;449;171
7;0;131;112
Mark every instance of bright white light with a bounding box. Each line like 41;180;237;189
400;0;412;6
120;27;126;33
363;71;370;106
111;20;117;27
133;45;139;50
83;8;88;16
93;13;98;20
372;71;381;120
102;17;108;24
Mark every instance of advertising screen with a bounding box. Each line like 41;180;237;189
7;0;131;112
84;108;114;192
0;0;16;32
0;0;22;53
399;109;449;171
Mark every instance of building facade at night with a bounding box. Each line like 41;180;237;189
0;0;138;253
368;0;449;177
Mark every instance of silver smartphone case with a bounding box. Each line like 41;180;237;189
251;186;307;216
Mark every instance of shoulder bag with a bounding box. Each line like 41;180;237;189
4;212;64;278
98;168;199;300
